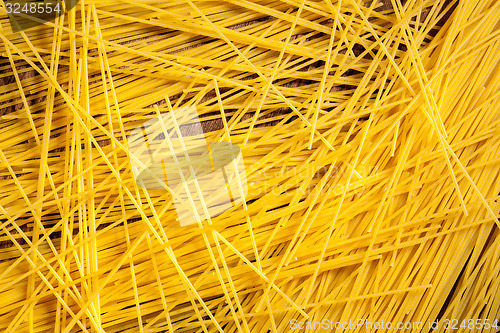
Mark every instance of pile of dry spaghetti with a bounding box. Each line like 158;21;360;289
0;0;499;332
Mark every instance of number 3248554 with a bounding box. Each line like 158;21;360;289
5;2;61;14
